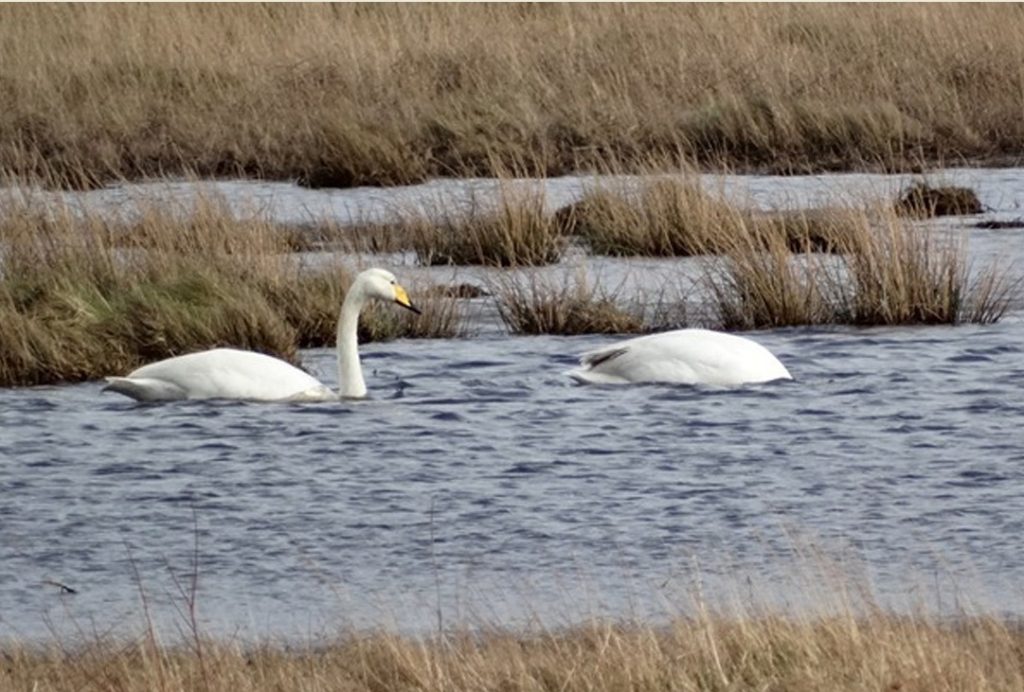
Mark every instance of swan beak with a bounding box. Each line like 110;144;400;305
394;285;422;315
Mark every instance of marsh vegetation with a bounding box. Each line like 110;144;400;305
3;7;1024;687
8;596;1024;692
3;5;1024;188
0;176;1014;387
0;198;463;387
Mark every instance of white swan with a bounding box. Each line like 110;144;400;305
103;268;420;402
568;328;792;387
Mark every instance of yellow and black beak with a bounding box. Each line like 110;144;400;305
394;284;422;315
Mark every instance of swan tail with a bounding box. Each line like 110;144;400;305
580;346;628;368
102;376;187;402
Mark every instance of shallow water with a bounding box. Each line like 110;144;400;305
3;170;1024;641
3;321;1024;641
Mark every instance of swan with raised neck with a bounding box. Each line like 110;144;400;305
103;267;420;402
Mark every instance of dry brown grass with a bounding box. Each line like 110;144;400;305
0;197;463;387
559;177;864;258
701;218;833;331
558;178;739;257
410;185;565;267
5;610;1024;691
702;206;1016;329
491;269;687;336
492;203;1015;336
3;5;1024;188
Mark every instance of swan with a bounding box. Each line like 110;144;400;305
568;328;792;387
103;267;421;402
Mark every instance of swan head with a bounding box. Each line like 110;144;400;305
354;268;421;314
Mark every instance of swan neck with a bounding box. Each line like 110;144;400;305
337;287;367;398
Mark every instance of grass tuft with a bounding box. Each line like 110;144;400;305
895;182;984;217
411;185;565;267
0;197;462;387
560;179;738;257
491;270;687;336
702;206;1016;329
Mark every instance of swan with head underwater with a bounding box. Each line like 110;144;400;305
103;268;421;402
568;328;792;387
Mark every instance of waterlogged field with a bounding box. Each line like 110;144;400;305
1;168;1023;649
6;5;1024;687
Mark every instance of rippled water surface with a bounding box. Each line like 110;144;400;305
4;324;1024;640
3;170;1024;641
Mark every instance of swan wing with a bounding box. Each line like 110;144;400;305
106;348;335;401
570;329;791;386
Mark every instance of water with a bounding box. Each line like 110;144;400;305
2;170;1024;641
3;323;1024;640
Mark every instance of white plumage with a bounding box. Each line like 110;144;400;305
103;268;420;402
568;328;792;387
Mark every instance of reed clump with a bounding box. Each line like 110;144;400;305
702;206;1016;330
559;179;740;257
492;202;1014;336
701;217;833;330
492;270;686;336
558;179;863;258
411;187;565;267
0;199;462;387
4;5;1024;188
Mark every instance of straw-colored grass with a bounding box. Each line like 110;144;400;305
0;199;463;387
559;179;739;257
701;218;833;331
411;186;565;267
702;207;1016;330
837;214;1013;326
492;270;687;336
493;204;1015;336
559;178;864;258
3;5;1024;187
6;610;1024;691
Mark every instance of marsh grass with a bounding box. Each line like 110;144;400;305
701;218;833;330
410;186;565;267
494;203;1015;336
557;173;866;259
702;207;1016;329
838;214;1013;326
0;199;462;387
8;604;1024;691
491;270;687;336
4;5;1024;188
561;178;739;257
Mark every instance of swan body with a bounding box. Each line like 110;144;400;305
568;328;792;387
103;268;420;402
